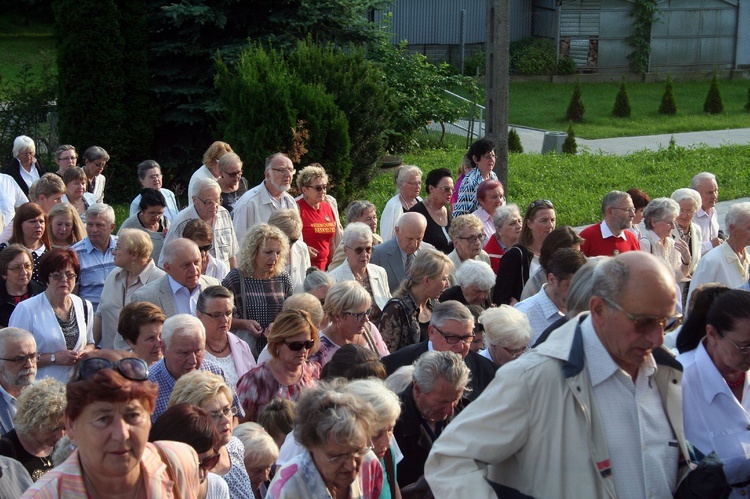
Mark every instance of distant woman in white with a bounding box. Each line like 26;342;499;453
671;188;704;304
380;165;422;242
128;160;180;221
678;290;750;496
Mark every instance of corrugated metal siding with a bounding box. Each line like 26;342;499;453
737;0;750;66
560;0;601;67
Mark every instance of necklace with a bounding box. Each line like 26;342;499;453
399;194;416;210
206;336;230;354
726;371;746;389
425;198;446;222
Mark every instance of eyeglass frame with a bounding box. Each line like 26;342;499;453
432;324;475;345
49;272;77;281
456;233;486;245
200;308;236;320
600;296;683;333
271;167;295;176
6;263;33;273
194;197;220;207
305;184;328;192
0;352;39;364
718;331;750;355
345;245;373;255
209;405;238;422
284;340;315;351
343;309;371;322
321;444;374;464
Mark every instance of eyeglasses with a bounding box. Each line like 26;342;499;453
433;324;475;345
7;263;32;273
0;352;38;364
601;297;683;333
224;170;243;178
200;452;221;472
345;245;373;255
612;207;636;215
529;199;554;210
76;357;149;382
406;181;422;187
322;444;374;464
146;174;162;181
504;345;529;359
49;272;77;281
306;184;327;192
271;167;295;176
194;197;220;207
719;333;750;355
209;405;237;422
198;243;213;253
437;186;454;193
343;310;370;322
284;340;315;351
202;308;235;320
481;152;496;159
659;220;677;228
456;234;486;244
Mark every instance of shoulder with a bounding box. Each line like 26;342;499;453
578;224;599;237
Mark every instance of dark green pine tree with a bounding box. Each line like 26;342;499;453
566;78;585;122
703;69;724;115
658;74;677;115
612;77;631;118
562;122;577;155
508;128;523;153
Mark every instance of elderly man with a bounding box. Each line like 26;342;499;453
439;258;494;309
580;190;641;257
691;171;724;255
148;314;243;422
233;153;298;243
425;252;694;498
688;202;750;305
371;212;431;292
0;328;36;435
515;248;587;343
130;238;219;317
71;203;117;310
382;300;495;401
394;350;470;489
159;177;238;269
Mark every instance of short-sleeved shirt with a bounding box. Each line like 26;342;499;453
297;199;336;270
71;236;117;310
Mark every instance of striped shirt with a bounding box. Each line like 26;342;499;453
71;236;117;310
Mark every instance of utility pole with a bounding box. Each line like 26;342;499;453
485;0;510;187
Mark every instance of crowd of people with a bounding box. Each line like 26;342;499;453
0;133;747;497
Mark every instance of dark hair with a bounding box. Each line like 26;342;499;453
476;179;503;201
149;403;220;453
66;349;158;421
676;284;731;353
137;160;160;180
183;218;213;243
467;138;496;168
546;247;586;280
9;202;51;250
539;226;584;271
519;199;555;247
138;188;167;212
424;168;452;189
321;344;386;380
257;397;295;441
62;166;87;185
38;247;80;284
627;188;651;210
705;289;750;339
118;301;167;344
0;244;33;276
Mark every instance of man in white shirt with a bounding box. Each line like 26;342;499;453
691;171;723;255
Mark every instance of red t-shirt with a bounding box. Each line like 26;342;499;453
580;222;641;257
298;199;336;270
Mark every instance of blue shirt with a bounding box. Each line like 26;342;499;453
71;236;117;310
452;168;498;218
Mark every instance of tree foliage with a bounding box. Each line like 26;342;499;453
562;122;577;155
566;79;585;122
703;70;724;115
659;74;677;115
612;77;631;118
627;0;659;73
508;128;523;154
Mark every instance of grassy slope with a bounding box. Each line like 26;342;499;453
0;15;54;82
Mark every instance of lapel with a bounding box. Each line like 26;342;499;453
159;277;178;317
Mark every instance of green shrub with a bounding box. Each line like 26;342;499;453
745;88;750;112
658;74;677;115
508;128;523;153
612;77;632;118
557;57;578;75
562;122;577;155
703;70;724;115
509;37;557;75
566;79;585;122
463;47;485;77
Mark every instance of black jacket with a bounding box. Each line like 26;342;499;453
2;158;46;196
0;279;45;327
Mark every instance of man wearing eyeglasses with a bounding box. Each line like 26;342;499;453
580;190;642;257
426;252;700;498
233;153;299;244
0;328;37;435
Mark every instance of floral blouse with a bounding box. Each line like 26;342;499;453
378;292;431;352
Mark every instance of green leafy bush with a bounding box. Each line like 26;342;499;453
704;70;724;115
566;79;585;122
508;128;523;153
463;47;485;77
659;74;677;115
562;122;577;155
510;37;557;75
612;78;632;118
557;57;578;75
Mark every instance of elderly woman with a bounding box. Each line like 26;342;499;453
182;218;229;280
676;290;750;496
128;160;180;221
217;152;248;217
23;349;201;497
296;164;338;270
447;214;491;284
237;310;321;422
640;197;692;287
268;380;381;499
3;135;45;195
439;259;494;309
473;179;505;241
29;173;65;214
9;248;95;382
119;188;170;261
672;188;704;304
627;188;651;239
478;306;533;368
169;370;254;499
453;137;498;217
81;146;109;203
234;422;279;499
222;223;293;355
196;285;256;390
379;248;453;352
0;378;65;481
268;209;310;293
188;141;233;205
0;202;50;283
47;202;84;248
409;168;454;254
484;203;522;273
381;165;423;243
62;167;96;222
328;222;391;323
329;200;382;271
95;229;165;349
313;281;389;366
53;144;77;177
116;301;166;365
304;270;333;306
520;225;584;300
493;199;556;306
0;245;44;326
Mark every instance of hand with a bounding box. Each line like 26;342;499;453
55;350;81;366
711;236;723;248
308;246;319;259
674;239;691;261
247;320;262;338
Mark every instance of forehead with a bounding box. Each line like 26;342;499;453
169;333;203;350
270;157;292;169
174;247;200;263
398;224;425;237
205;297;233;310
261;239;282;251
532;208;555;220
2;336;35;353
698;178;718;191
426;377;464;400
436;319;473;335
198;185;220;198
87;215;110;225
202;393;230;411
145;167;160;175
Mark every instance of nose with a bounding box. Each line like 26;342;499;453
111;416;130;441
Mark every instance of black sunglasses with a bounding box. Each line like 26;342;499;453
76;357;149;382
198;243;213;253
284;340;315;351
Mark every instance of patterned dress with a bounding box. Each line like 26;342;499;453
221;436;255;499
378;293;431;352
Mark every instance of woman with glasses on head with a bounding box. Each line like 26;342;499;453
9;248;95;382
453;137;498;218
381;165;423;243
0;245;44;327
183;218;228;280
129;160;180;222
493;199;556;306
408;168;454;255
0;202;50;284
217;152;248;218
473;179;506;242
328;222;391;324
23;349;202;498
53;144;77;178
296;164;339;271
237;310;321;423
447;214;491;285
47;203;85;249
478;306;533;369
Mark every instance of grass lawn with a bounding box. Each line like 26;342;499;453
0;15;54;82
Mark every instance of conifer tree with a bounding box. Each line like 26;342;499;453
612;77;631;118
566;78;585;122
703;69;724;115
508;128;523;153
562;122;577;155
658;74;677;115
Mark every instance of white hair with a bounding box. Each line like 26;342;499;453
726;202;750;236
642;197;679;230
233;422;279;464
493;203;520;230
456;260;495;290
385;365;414;394
343;222;372;247
344;378;402;429
12;136;35;158
412;351;471;394
671;188;701;210
0;327;34;358
162;314;205;349
85;203;115;225
396;165;422;187
193;177;221;197
479;306;532;348
690;171;716;190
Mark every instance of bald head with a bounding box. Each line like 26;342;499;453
162;238;202;290
594;252;676;305
395;212;427;254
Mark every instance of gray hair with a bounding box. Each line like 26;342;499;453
690;172;716;190
197;285;234;313
643;197;679;230
0;328;34;358
162;238;199;266
601;190;629;215
671;188;702;210
283;293;325;328
233;422;279;465
431;300;474;330
193;177;221;198
85;203;115;225
385;365;414;394
565;258;605;316
82;146;110;163
304;270;333;293
493;203;521;230
395;165;422;188
412;351;471;394
479;306;532;348
13;136;35;158
726;202;750;236
324;281;371;319
591;256;631;304
137;160;160;180
264;152;291;171
267;209;303;241
344;378;402;430
456;260;495;290
14;377;66;434
218;152;242;173
346;200;376;224
343;222;372;248
162;314;205;350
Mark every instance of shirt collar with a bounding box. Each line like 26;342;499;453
168;275;194;294
600;220;627;240
695;341;746;405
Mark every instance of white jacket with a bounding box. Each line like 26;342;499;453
328;261;391;311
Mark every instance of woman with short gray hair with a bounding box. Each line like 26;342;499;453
640;197;692;285
380;165;423;242
440;259;494;308
485;203;522;273
3;135;45;195
81;145;109;203
328;200;382;270
128;159;180;221
478;306;532;368
671;188;703;303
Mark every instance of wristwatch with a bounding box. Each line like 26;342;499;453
50;353;56;364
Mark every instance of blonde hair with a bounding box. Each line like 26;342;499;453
238;224;289;277
448;214;485;241
168;370;233;410
267;209;302;241
233;422;279;465
282;293;325;328
14;378;66;434
395;247;453;298
47;202;85;244
296;165;328;191
323;281;371;319
202;141;232;167
267;310;320;358
117;228;153;261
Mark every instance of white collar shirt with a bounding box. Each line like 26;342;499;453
601;220;627;240
514;284;565;343
693;207;719;255
168;275;200;316
17;159;39;189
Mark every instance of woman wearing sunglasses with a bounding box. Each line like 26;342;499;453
236;310;321;423
217;152;248;218
22;349;202;498
169;370;254;499
296;164;340;271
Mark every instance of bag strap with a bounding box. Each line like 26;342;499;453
237;270;249;320
385;446;398;499
361;322;380;358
